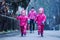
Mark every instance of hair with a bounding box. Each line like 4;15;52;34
31;7;34;9
22;7;25;10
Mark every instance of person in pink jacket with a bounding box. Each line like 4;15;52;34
28;7;36;33
17;9;28;36
36;7;46;37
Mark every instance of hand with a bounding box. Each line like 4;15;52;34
28;18;30;21
34;21;37;23
24;25;27;29
42;21;44;24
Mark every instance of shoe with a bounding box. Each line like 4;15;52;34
41;34;43;37
21;33;23;37
38;32;40;35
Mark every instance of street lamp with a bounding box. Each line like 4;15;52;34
53;16;56;30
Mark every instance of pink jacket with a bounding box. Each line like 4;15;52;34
28;10;36;20
17;15;28;26
36;13;46;25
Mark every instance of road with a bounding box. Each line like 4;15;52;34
0;30;60;40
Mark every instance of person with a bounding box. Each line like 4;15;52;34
28;7;36;33
36;7;46;37
17;9;28;36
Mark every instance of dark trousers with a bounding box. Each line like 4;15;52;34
30;19;35;32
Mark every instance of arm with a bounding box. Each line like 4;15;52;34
35;15;38;23
16;16;21;20
43;14;46;22
42;14;46;24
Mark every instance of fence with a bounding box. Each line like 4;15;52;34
0;14;19;32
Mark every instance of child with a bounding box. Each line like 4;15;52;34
17;9;28;36
28;7;36;33
36;7;46;37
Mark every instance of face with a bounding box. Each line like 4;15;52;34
22;10;26;15
39;8;44;14
31;9;34;12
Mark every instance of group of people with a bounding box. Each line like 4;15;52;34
17;7;46;37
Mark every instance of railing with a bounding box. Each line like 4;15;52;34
0;14;19;32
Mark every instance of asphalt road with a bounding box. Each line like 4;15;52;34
0;30;60;40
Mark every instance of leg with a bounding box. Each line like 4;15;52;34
33;20;35;32
24;25;27;36
20;26;24;36
41;25;44;37
21;31;23;37
38;25;41;35
30;20;33;33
